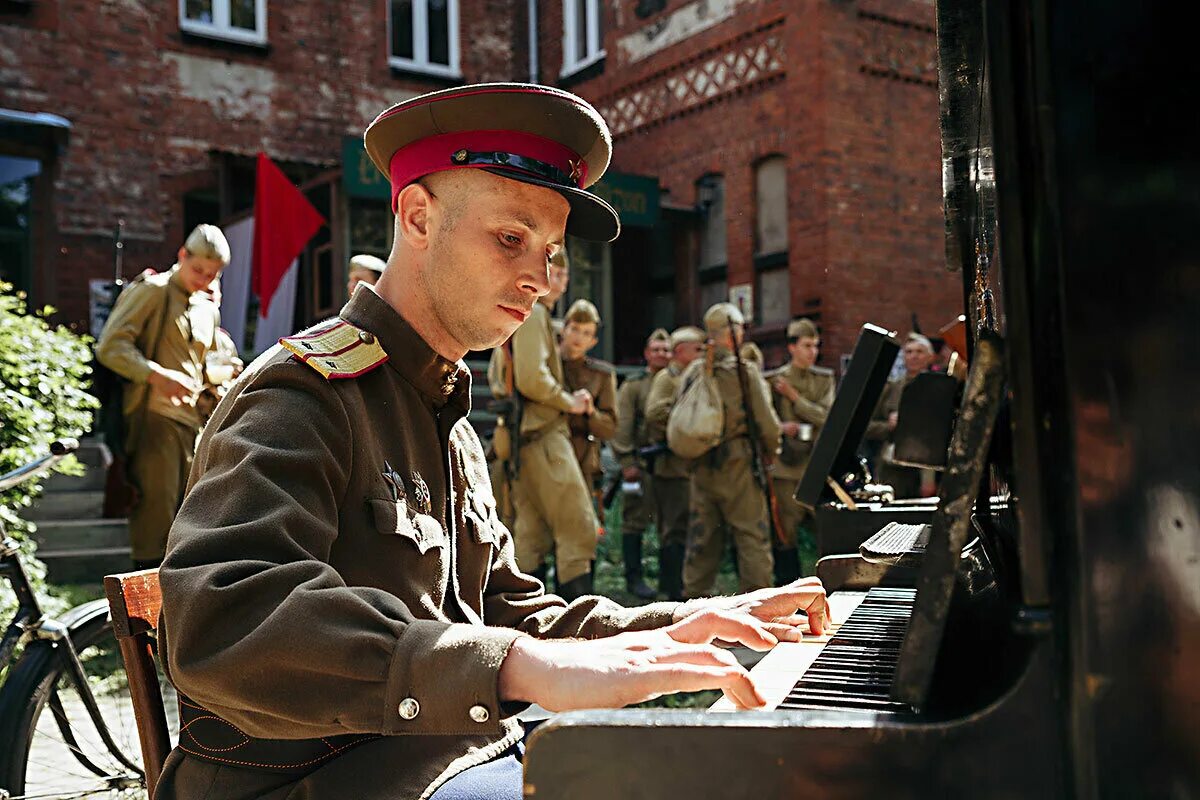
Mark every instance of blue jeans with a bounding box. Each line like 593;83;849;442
428;721;543;800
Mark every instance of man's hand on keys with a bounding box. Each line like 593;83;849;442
499;609;782;711
671;576;831;639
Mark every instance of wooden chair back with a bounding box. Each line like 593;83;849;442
104;569;170;799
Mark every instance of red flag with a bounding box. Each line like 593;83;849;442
252;152;325;317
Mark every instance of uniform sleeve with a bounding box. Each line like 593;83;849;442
159;363;524;740
95;281;159;383
612;379;640;468
587;370;618;440
643;368;679;440
512;312;574;411
792;378;835;425
482;517;678;638
864;380;898;441
747;364;782;456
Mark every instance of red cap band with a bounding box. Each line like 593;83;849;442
388;130;587;211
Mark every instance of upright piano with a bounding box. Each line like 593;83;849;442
523;0;1200;796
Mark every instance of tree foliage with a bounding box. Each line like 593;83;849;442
0;283;99;615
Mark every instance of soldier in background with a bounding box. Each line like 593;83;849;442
766;318;835;584
509;250;601;599
612;327;671;599
96;223;230;567
679;303;781;598
865;332;937;498
346;253;386;298
643;325;706;600
740;341;765;372
560;299;618;497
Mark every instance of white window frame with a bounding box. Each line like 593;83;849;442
561;0;605;77
179;0;268;46
388;0;462;79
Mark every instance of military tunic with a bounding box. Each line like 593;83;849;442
612;369;659;535
865;373;921;498
95;265;221;561
643;363;695;533
672;349;781;597
561;355;617;487
766;363;836;550
508;301;599;584
156;288;678;800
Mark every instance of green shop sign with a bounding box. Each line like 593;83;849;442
342;136;390;200
590;171;660;227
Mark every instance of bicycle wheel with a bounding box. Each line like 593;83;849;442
0;600;178;799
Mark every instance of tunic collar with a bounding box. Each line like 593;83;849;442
340;286;472;413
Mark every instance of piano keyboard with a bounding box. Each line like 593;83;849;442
710;587;917;713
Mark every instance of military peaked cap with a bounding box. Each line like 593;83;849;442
364;83;619;242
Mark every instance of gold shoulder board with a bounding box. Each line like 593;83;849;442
280;320;388;380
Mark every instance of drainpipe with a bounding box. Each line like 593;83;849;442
528;0;539;83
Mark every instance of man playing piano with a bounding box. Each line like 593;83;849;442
154;84;830;800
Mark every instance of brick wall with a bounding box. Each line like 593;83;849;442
0;0;521;330
543;0;960;369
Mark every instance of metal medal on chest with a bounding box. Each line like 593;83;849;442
411;472;432;515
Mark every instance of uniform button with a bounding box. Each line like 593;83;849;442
469;704;490;723
441;383;455;396
398;697;420;720
359;330;376;345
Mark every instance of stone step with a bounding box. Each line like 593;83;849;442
30;518;128;552
67;440;111;471
42;462;108;492
30;518;132;583
37;548;134;585
24;490;106;521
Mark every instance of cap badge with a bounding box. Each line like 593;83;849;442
411;472;432;515
568;158;584;184
453;149;469;164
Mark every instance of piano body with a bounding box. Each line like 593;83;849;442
523;0;1200;797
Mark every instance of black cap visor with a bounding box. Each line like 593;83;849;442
484;168;620;242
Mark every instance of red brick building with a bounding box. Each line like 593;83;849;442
0;0;958;368
542;0;960;366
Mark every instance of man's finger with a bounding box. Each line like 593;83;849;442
670;610;779;651
761;622;803;643
651;644;740;669
652;664;765;710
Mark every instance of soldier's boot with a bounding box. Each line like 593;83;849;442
773;547;802;586
659;542;686;602
622;534;657;599
557;571;593;603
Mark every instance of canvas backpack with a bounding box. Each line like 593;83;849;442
666;349;724;459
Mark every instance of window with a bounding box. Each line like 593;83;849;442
754;156;790;324
755;156;789;256
562;0;604;76
390;0;460;78
696;173;726;269
180;0;267;46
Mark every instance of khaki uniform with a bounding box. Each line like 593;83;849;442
95;266;221;561
612;369;658;534
674;350;782;597
509;301;599;585
865;374;921;498
643;362;693;599
766;363;836;542
561;356;617;487
155;289;678;800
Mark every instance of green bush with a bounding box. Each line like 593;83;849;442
0;283;99;618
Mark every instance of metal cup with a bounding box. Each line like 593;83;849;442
798;423;814;442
